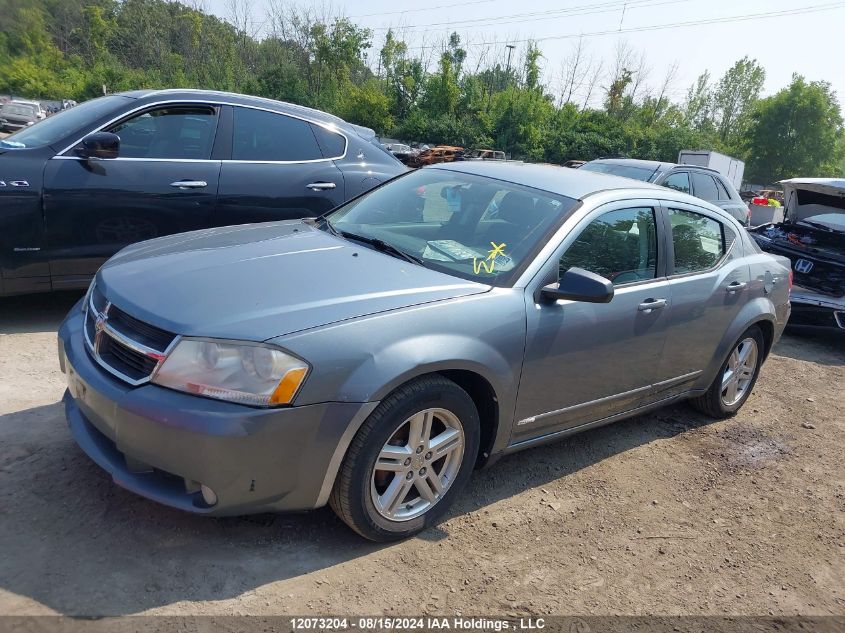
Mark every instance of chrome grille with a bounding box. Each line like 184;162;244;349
84;285;178;386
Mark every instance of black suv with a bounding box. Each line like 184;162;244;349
0;89;405;297
580;158;749;226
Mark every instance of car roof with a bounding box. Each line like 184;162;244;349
430;160;667;199
587;158;675;171
588;157;726;178
117;88;355;131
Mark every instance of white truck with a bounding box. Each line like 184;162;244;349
678;150;745;191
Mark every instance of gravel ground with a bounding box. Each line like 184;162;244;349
0;291;843;617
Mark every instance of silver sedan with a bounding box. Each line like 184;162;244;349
58;162;792;540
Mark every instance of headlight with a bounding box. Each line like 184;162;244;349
152;339;309;407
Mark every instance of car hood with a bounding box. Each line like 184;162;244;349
780;178;845;226
97;221;490;341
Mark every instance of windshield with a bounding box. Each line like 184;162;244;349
0;95;130;149
800;213;845;232
1;104;36;117
580;162;657;182
326;169;578;286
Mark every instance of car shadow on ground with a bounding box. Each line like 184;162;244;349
0;396;720;616
774;328;845;366
0;291;83;334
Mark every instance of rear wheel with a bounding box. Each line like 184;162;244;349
690;325;765;418
329;376;480;541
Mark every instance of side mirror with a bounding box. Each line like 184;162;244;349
75;132;120;160
540;267;614;304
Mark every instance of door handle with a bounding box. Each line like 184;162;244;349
170;180;208;189
637;298;667;313
726;281;747;293
306;182;337;191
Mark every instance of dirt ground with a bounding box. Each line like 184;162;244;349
0;291;843;617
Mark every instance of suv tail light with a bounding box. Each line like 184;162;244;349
752;196;768;206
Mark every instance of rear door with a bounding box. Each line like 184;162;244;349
43;103;222;288
213;106;345;225
652;202;750;398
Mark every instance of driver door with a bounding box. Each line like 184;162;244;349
43;103;222;288
512;201;672;444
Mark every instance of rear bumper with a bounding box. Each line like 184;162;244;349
59;307;377;515
789;288;845;331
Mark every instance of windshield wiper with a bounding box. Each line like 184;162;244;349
336;229;425;265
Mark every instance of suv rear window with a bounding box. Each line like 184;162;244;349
690;172;719;200
232;107;322;161
714;177;733;200
663;171;691;194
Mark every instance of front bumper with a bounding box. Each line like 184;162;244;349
59;306;377;516
789;287;845;331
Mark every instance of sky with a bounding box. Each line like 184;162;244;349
200;0;845;108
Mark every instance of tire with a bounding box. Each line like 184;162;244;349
329;375;480;542
690;325;766;419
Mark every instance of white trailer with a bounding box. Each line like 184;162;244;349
678;150;745;190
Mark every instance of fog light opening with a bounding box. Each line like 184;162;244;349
200;484;218;507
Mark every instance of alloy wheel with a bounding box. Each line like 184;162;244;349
720;337;758;407
370;408;464;522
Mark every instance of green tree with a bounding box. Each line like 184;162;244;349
745;75;845;182
712;56;765;151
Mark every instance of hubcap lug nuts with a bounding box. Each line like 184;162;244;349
404;457;412;466
416;446;423;454
406;471;413;480
419;467;427;476
425;451;432;460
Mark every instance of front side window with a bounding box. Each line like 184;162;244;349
559;207;658;285
327;169;578;287
109;106;217;159
663;171;691;194
690;172;719;200
233;108;322;161
669;209;725;274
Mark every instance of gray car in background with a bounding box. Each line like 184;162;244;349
0;102;40;132
58;162;791;541
581;158;751;225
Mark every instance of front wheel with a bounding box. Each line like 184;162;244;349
690;325;765;418
329;376;480;541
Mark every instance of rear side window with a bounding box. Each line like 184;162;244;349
715;177;733;200
663;171;690;194
232;108;322;161
669;209;725;274
690;172;719;200
310;124;346;158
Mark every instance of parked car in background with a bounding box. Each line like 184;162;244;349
383;142;418;165
456;149;505;161
59;161;790;540
563;160;586;169
750;178;845;331
580;158;750;226
0;89;405;296
0;102;41;132
410;145;464;167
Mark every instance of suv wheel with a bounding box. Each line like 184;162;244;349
330;375;480;541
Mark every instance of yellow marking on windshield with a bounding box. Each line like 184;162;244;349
472;242;507;275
